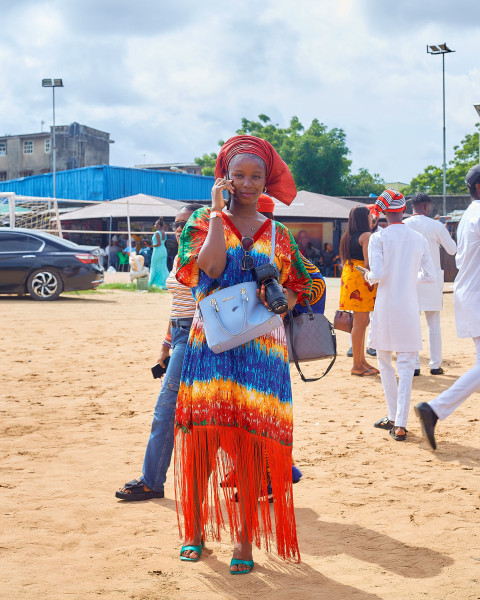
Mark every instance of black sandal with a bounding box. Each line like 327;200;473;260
389;428;407;441
115;479;164;501
374;417;394;430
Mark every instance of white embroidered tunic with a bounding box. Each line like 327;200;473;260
366;224;436;352
453;200;480;338
404;214;456;311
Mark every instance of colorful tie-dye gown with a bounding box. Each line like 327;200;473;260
174;208;311;562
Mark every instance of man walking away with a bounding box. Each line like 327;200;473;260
358;190;436;442
415;165;480;450
405;193;456;375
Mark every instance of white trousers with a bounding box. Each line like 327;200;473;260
415;311;442;370
377;350;417;428
429;337;480;420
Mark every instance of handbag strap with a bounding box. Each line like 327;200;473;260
270;220;276;264
288;301;337;383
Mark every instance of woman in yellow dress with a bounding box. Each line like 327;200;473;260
339;205;378;376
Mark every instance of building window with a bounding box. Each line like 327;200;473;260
0;142;6;156
21;170;33;177
45;138;51;153
0;171;6;181
23;140;34;154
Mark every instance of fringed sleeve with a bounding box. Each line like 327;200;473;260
175;207;210;289
296;255;326;314
276;224;312;304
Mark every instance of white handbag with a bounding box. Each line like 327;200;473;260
198;221;282;354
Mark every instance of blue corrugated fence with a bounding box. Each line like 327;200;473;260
0;165;214;201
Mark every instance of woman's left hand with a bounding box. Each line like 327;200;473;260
256;285;297;313
356;265;370;281
257;284;268;308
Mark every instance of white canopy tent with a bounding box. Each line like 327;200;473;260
58;193;185;221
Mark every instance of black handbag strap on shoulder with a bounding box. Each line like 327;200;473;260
288;301;337;383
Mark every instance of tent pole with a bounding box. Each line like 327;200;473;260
126;200;131;249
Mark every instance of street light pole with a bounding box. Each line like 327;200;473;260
42;78;64;200
474;104;480;164
427;44;455;216
42;78;64;237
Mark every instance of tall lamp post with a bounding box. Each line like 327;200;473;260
427;43;455;216
41;78;63;200
474;104;480;164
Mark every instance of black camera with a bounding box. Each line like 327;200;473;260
253;263;288;314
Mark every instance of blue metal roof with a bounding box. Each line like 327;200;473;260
0;165;214;201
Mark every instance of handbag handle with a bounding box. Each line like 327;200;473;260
288;301;337;383
270;220;276;264
210;287;249;337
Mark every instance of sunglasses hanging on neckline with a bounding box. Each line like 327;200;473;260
241;236;254;270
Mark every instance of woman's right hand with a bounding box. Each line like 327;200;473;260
211;177;234;211
158;344;170;368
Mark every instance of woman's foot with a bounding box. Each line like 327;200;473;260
180;534;203;560
230;540;253;573
351;368;377;377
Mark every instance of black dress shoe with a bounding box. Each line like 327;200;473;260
430;367;444;375
414;402;438;450
414;369;420;376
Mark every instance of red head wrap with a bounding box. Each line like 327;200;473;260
215;135;296;205
257;194;276;212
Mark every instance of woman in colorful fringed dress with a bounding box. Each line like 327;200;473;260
174;136;311;573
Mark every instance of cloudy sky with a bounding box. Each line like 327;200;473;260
1;0;479;184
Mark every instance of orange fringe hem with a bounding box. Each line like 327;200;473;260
174;425;300;562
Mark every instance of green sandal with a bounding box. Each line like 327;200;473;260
180;539;204;562
230;558;254;575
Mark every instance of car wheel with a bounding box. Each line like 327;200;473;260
27;269;64;301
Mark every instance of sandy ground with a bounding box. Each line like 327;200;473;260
1;284;479;600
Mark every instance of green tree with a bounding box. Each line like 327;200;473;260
194;152;218;176
236;115;352;195
197;114;385;196
342;168;385;196
405;124;479;195
404;165;444;195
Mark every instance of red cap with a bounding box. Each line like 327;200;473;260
257;194;276;212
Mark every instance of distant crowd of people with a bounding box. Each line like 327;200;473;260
98;222;180;288
298;239;341;277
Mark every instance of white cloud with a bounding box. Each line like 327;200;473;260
1;0;479;184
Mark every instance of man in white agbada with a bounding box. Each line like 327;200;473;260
357;189;436;441
404;193;457;375
415;165;480;450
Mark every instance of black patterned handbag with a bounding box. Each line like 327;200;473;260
284;301;337;382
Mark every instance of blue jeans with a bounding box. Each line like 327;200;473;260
141;323;190;492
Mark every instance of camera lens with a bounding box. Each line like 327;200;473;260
269;296;288;314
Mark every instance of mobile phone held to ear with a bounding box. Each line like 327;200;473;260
226;171;233;206
151;356;170;379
